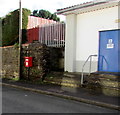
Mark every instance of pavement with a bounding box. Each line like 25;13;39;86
1;79;120;111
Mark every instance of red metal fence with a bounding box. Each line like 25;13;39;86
27;16;65;47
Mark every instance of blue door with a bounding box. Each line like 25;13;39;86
98;30;120;72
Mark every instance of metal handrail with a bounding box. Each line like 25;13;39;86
81;55;98;85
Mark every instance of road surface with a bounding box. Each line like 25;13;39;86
2;85;119;113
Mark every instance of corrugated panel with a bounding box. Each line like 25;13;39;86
27;27;39;43
27;16;56;43
27;16;56;29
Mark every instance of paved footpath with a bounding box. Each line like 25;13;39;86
1;79;120;111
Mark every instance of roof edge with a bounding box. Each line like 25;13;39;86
56;0;119;15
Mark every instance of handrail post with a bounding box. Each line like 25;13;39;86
81;72;84;85
89;56;92;75
81;55;90;85
81;55;97;86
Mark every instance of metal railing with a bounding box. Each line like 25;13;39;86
81;55;98;85
39;23;65;47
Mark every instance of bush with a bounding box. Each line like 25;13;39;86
2;8;31;46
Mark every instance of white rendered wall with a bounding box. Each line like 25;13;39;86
65;14;77;72
65;6;119;72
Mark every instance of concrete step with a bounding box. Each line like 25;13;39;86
64;72;89;82
64;72;81;78
90;72;120;81
44;76;81;88
85;73;120;97
45;72;120;96
64;72;89;77
86;76;120;88
45;72;83;88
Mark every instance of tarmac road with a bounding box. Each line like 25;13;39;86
2;85;119;114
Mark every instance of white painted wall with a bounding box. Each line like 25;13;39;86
65;6;119;72
65;14;77;72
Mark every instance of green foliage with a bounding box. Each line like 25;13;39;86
13;42;19;49
2;10;19;46
33;10;38;17
31;9;60;22
2;8;31;46
50;13;60;22
22;8;31;29
39;10;52;19
0;19;2;46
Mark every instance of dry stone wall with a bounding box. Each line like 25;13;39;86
2;46;19;79
1;43;64;81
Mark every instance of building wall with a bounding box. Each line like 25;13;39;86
65;14;77;72
65;6;119;72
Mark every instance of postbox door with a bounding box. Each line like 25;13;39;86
24;57;33;67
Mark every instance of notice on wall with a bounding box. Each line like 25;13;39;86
107;39;114;49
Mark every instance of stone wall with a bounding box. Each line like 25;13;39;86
1;43;64;80
21;43;49;81
2;46;19;79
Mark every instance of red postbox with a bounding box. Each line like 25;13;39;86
24;57;33;67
